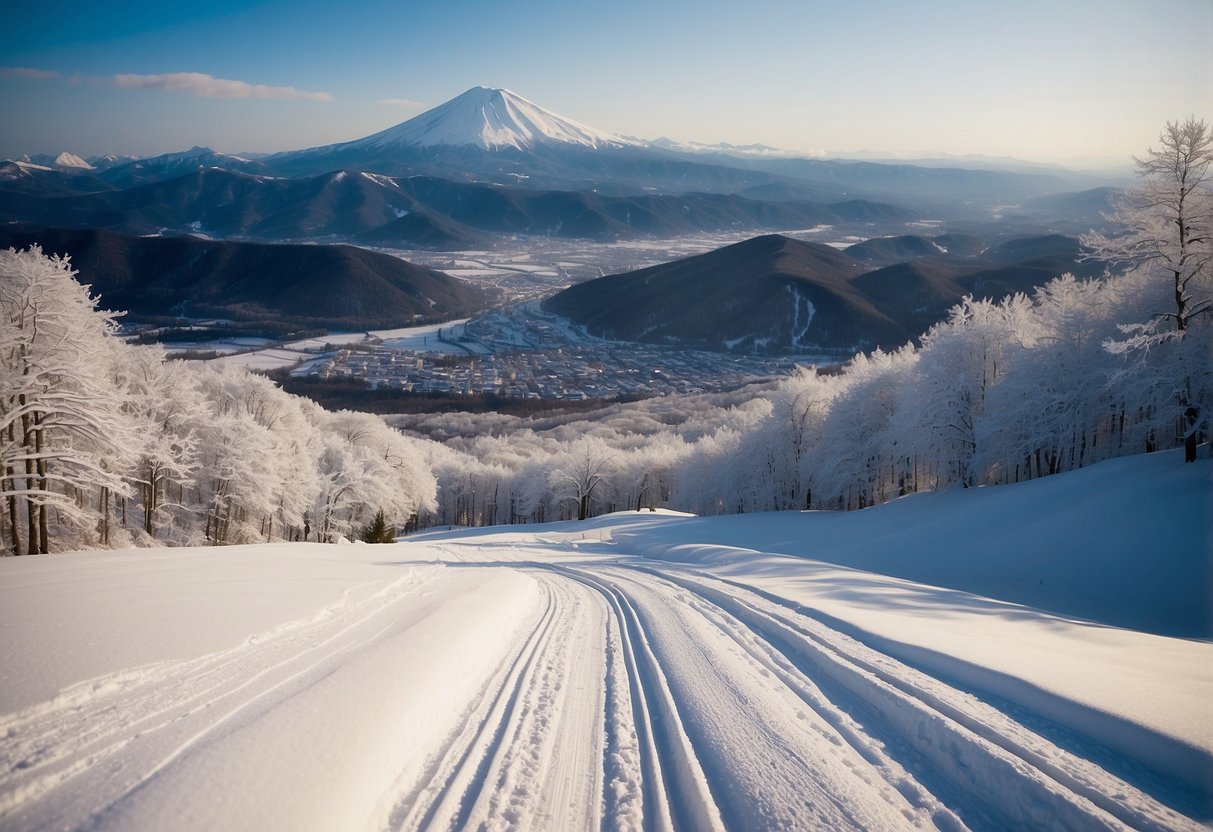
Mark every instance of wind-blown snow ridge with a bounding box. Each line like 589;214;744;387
351;86;642;151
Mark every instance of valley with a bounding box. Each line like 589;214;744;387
0;85;1123;411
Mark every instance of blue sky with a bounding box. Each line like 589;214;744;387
2;0;1210;167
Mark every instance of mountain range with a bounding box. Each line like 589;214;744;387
5;86;1116;238
0;86;1120;350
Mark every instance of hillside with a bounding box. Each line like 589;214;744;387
544;231;1105;353
0;226;490;329
844;232;987;264
0;450;1207;830
542;234;906;352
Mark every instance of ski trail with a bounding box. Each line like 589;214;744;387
605;562;1202;832
557;563;935;831
3;542;1203;832
387;571;608;832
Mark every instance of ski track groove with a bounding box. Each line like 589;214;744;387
608;562;1201;832
391;576;565;831
0;567;442;829
551;564;722;832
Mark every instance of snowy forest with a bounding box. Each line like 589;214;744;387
2;120;1210;555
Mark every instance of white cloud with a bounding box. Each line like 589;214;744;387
0;67;61;80
379;97;425;109
109;72;333;102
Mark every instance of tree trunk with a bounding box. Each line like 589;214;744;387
3;418;20;555
21;411;37;555
35;418;48;554
144;466;157;537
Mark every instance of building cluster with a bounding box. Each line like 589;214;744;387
302;342;802;400
296;303;817;400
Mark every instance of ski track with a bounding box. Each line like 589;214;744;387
0;543;1203;831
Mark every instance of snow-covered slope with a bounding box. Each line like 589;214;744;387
51;152;93;170
1;450;1209;830
336;86;640;152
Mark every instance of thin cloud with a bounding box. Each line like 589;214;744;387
109;72;333;101
1;67;61;80
379;98;425;109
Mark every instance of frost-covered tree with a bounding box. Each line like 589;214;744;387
549;436;615;520
1083;117;1213;461
1084;117;1212;332
0;247;137;554
614;432;685;512
118;347;202;542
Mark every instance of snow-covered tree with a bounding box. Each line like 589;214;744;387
1084;117;1212;332
0;247;137;554
119;347;202;542
548;436;615;520
1083;117;1213;461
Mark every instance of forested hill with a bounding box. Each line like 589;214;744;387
542;235;895;352
541;232;1103;353
0;226;491;329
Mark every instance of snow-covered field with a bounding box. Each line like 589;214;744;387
1;450;1209;830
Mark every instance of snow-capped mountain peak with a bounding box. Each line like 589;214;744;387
355;86;641;151
52;152;94;170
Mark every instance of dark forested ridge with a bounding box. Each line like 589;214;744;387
0;165;917;247
0;226;491;329
543;232;1102;353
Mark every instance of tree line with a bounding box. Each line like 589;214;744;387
1;249;436;554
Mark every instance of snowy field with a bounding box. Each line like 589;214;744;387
0;450;1209;830
209;321;477;371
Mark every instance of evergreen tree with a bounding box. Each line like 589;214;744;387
361;509;395;544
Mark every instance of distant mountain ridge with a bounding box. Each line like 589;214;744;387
0;166;915;247
3;86;1125;247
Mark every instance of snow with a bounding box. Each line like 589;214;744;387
212;347;311;370
342;86;643;152
52;152;93;170
202;321;476;369
788;284;816;346
1;449;1209;829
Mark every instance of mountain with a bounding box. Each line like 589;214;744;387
337;86;641;152
18;152;95;170
266;86;643;181
11;88;1100;213
262;87;863;197
87;153;140;171
0;167;915;245
5;88;1124;250
97;146;271;188
1016;187;1121;225
844;233;987;265
541;234;905;353
544;231;1106;354
0;226;490;330
0;160;117;197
